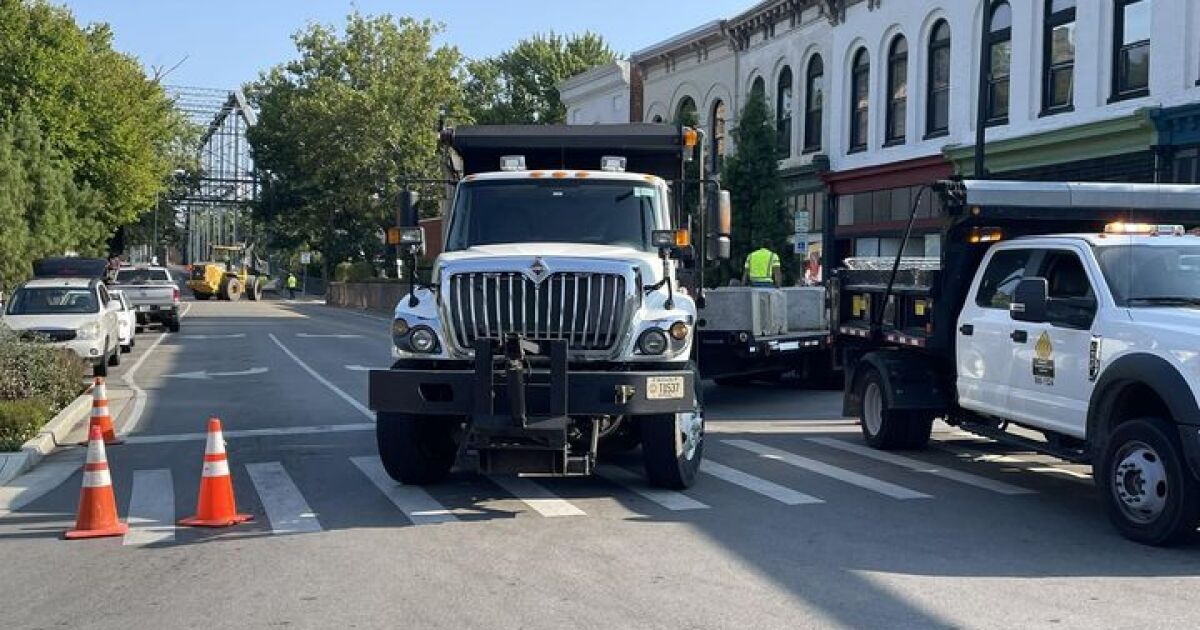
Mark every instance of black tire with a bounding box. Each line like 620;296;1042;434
599;422;642;457
120;343;132;354
167;318;180;333
376;412;458;485
129;336;136;348
857;367;931;450
641;408;704;489
246;277;263;301
1098;417;1200;546
218;277;243;301
193;292;211;301
107;343;121;366
93;356;108;378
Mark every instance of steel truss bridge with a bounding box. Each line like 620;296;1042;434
167;85;259;265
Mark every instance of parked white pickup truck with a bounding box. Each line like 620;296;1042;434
110;266;181;332
1;277;123;376
838;180;1200;546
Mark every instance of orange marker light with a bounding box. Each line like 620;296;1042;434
551;171;568;179
530;172;545;178
674;229;691;248
575;172;590;178
683;128;699;148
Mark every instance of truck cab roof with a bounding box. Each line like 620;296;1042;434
1008;233;1200;248
463;170;664;185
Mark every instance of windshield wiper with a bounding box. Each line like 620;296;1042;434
1127;296;1200;306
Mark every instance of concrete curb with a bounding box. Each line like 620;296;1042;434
0;388;93;487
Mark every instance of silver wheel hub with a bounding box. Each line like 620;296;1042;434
863;382;884;436
1113;442;1169;524
676;408;704;461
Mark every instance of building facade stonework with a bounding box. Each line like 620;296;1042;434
559;0;1200;267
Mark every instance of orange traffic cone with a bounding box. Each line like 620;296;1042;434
80;377;122;445
65;425;128;539
179;417;253;528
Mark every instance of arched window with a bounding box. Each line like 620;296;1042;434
885;36;908;145
850;48;870;152
1113;0;1151;100
776;66;794;158
926;20;951;137
751;76;766;100
675;96;698;126
804;55;824;152
985;1;1013;124
1043;0;1076;113
710;99;727;174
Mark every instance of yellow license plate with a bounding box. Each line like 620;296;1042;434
646;376;685;400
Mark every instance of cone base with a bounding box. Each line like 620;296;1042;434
64;522;128;539
178;514;253;528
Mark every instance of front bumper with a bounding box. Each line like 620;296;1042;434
62;339;106;363
368;338;696;418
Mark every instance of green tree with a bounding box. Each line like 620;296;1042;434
466;32;616;124
245;13;464;280
0;0;190;240
721;88;791;285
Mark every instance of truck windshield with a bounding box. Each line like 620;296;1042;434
5;288;98;315
115;269;170;284
446;180;659;251
1095;244;1200;307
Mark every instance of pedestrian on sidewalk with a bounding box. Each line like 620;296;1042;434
287;272;298;299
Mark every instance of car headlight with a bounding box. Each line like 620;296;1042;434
77;322;100;340
409;327;439;354
637;328;669;355
669;321;690;341
392;318;410;347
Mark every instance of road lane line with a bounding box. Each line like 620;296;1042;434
707;420;861;434
267;333;373;420
700;459;824;505
245;462;322;534
489;476;587;517
809;437;1036;495
350;456;458;525
118;302;192;438
723;439;932;500
595;465;708;511
123;422;375;445
124;469;175;546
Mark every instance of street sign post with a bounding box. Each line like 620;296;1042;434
793;210;810;255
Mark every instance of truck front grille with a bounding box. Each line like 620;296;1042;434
447;272;628;353
20;329;77;342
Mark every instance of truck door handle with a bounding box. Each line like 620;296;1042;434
1010;330;1028;343
959;324;974;336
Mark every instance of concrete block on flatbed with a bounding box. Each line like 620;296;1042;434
782;287;826;332
702;287;786;336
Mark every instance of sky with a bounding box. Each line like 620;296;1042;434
57;1;751;89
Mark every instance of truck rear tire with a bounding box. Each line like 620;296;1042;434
1098;417;1200;546
641;406;704;490
376;412;458;485
219;277;243;301
246;277;262;301
857;368;931;450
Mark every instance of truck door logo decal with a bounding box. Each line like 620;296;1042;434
1088;336;1103;381
1033;331;1055;385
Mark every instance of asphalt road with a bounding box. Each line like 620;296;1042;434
1;298;1198;630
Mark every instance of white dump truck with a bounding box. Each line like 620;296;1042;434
368;124;732;490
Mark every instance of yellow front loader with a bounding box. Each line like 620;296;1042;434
186;244;270;301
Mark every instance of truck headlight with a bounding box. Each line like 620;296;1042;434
669;321;690;341
77;322;100;340
392;318;410;346
409;327;439;354
637;329;668;355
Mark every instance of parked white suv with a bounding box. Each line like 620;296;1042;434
1;278;123;376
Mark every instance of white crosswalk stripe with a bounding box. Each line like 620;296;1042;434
489;476;586;517
723;439;932;500
350;457;458;524
123;469;175;546
245;462;323;534
595;465;709;511
700;460;824;505
808;437;1036;495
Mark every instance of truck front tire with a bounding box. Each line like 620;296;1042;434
641;407;704;490
376;412;458;485
1099;417;1200;546
858;368;933;450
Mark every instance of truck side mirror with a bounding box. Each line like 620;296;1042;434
1010;277;1049;323
707;190;732;261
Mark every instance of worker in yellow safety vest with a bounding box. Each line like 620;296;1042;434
742;241;782;287
287;272;298;299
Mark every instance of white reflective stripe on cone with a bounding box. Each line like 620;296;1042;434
202;459;230;477
92;405;110;417
204;431;227;455
82;469;112;488
86;440;106;464
94;382;106;399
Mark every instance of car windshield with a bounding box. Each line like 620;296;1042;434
1094;243;1200;307
445;179;660;251
5;287;98;315
115;269;171;283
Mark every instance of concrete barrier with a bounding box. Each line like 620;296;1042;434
327;282;407;315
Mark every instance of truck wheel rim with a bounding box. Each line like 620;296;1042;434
676;409;703;461
863;382;884;437
1112;441;1169;524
